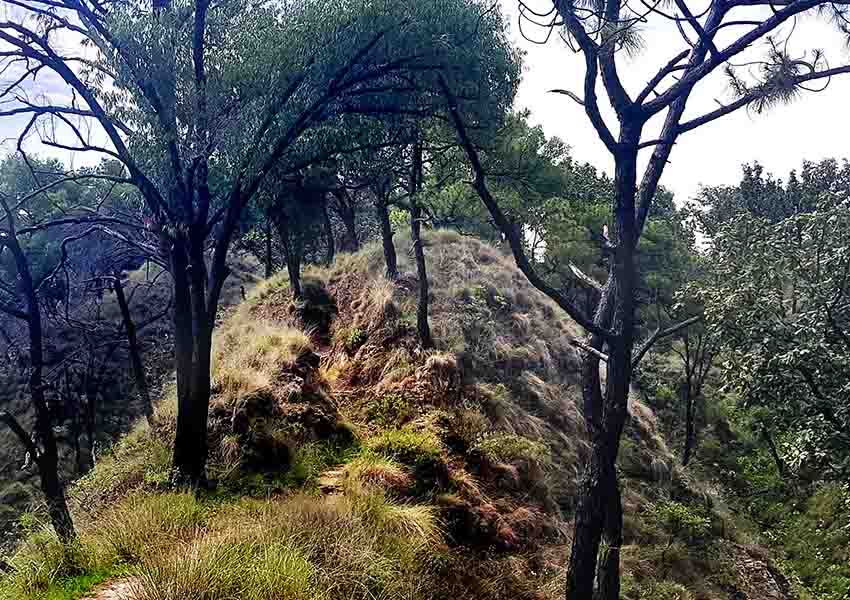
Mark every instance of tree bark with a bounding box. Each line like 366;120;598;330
331;189;359;252
322;201;335;267
170;234;210;485
761;423;787;479
0;207;76;543
409;140;433;349
682;380;696;466
265;218;273;278
113;278;153;423
567;134;639;600
376;196;398;280
277;219;303;300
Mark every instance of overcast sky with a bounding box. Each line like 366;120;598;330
501;0;850;203
2;1;849;203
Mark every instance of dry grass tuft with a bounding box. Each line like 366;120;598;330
211;320;314;410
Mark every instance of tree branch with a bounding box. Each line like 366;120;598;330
632;315;702;369
440;75;613;338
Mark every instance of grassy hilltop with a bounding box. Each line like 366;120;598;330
1;232;794;600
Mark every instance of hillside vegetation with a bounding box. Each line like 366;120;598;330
1;233;792;600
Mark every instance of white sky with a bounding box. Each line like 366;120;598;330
2;1;849;203
501;0;850;203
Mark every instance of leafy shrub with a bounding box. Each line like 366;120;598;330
652;500;711;544
366;393;412;427
336;326;368;353
367;428;442;467
472;433;550;466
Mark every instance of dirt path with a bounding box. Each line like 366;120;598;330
79;577;136;600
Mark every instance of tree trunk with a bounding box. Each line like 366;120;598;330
265;218;273;278
331;190;359;252
410;141;433;349
170;235;209;485
376;197;398;280
1;216;78;544
682;380;696;466
761;423;787;479
278;220;302;300
322;201;335;267
113;278;153;423
566;138;639;600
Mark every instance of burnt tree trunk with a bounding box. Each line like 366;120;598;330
113;278;153;423
170;234;207;483
265;218;273;278
566;132;639;600
331;189;359;252
0;206;76;543
682;380;696;466
409;140;433;349
322;201;335;267
375;194;398;280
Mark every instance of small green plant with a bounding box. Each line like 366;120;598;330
367;428;442;466
652;500;711;547
472;433;550;466
335;326;368;353
366;393;411;427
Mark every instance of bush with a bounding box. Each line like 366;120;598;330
472;433;550;466
367;428;442;467
652;500;711;545
73;421;171;509
366;393;411;427
2;528;94;596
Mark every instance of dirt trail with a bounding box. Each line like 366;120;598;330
80;577;136;600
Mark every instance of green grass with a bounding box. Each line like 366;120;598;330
35;569;121;600
366;428;442;466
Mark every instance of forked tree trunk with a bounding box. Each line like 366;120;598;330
376;197;398;280
409;140;433;349
566;137;639;600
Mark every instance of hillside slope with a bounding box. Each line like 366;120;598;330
1;231;793;600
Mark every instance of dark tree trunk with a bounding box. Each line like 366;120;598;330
0;220;77;543
566;135;639;600
113;278;153;423
409;140;433;349
265;218;273;278
331;190;359;252
682;380;696;466
761;423;787;479
322;201;335;267
170;234;211;485
376;197;398;280
276;218;302;300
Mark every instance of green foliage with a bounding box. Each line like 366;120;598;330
367;428;442;466
472;433;550;466
652;500;711;544
338;326;368;353
284;441;357;489
366;393;411;427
